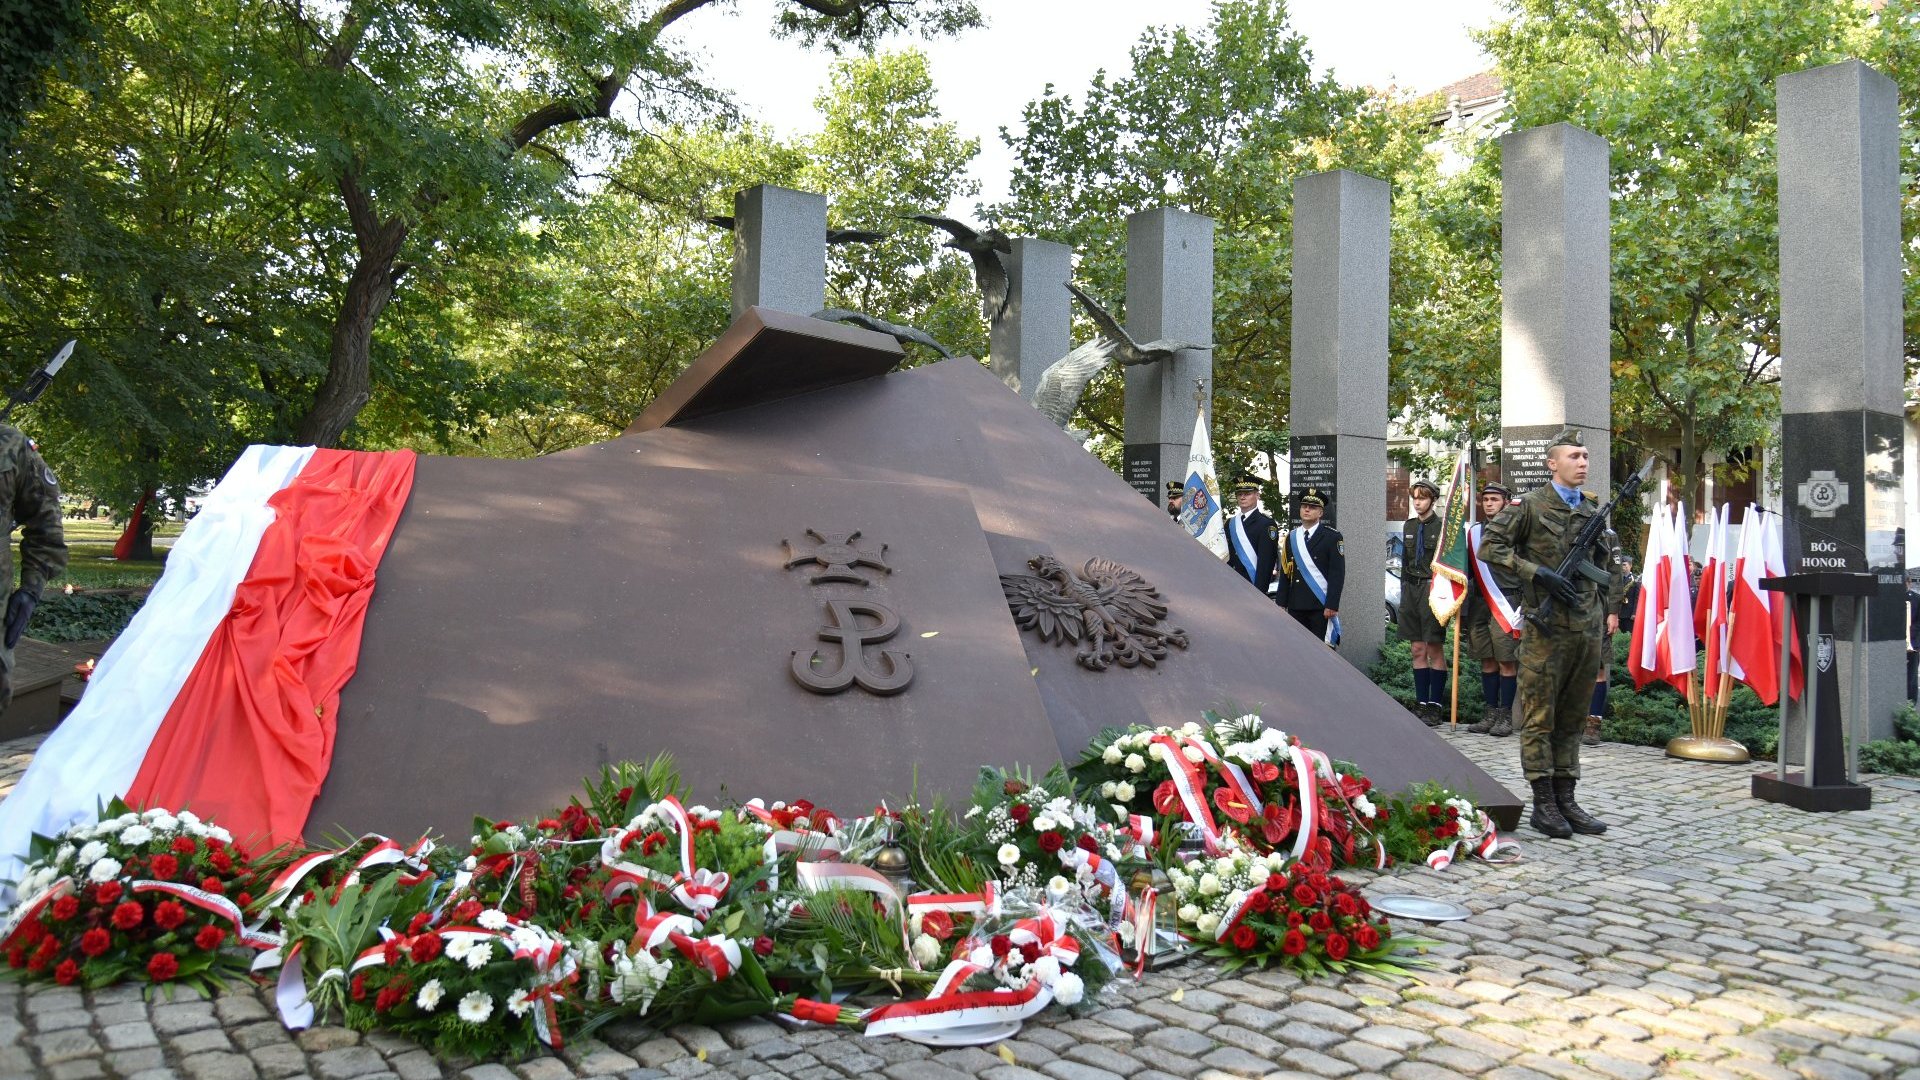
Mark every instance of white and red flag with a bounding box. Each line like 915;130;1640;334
1728;508;1803;704
1697;503;1733;686
1629;499;1696;695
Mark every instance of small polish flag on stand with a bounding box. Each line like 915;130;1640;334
1728;508;1803;705
1629;498;1696;696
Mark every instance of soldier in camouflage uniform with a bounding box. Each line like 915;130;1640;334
0;424;67;712
1479;430;1623;839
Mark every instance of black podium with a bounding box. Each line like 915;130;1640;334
1755;573;1874;812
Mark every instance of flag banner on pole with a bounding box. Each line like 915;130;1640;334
1177;408;1227;559
1629;496;1696;696
1428;448;1473;625
1758;510;1804;702
1700;503;1734;684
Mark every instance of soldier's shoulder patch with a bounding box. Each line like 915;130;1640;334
43;465;57;487
1337;539;1345;555
26;437;36;452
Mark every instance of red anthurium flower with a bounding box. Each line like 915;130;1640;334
922;911;954;941
1250;761;1280;784
1152;781;1181;816
1262;802;1298;846
1212;786;1254;825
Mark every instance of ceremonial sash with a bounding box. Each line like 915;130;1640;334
1227;514;1258;583
1288;528;1341;646
1467;525;1521;638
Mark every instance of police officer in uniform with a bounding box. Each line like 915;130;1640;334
1224;479;1278;594
1464;482;1522;737
1399;478;1448;725
0;424;67;713
1479;429;1623;839
1166;480;1184;518
1277;488;1343;643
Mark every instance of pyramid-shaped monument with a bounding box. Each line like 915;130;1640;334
310;309;1519;836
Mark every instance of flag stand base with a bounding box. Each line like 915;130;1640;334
1665;735;1751;763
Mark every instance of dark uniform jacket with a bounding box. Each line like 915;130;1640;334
1479;485;1624;633
1225;509;1278;592
1401;512;1441;590
1278;523;1345;612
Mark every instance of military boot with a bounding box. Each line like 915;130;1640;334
1467;707;1497;735
1487;707;1514;738
1552;776;1608;834
1581;715;1604;746
1529;778;1572;839
1419;703;1444;728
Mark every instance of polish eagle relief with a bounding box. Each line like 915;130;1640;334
1000;555;1189;671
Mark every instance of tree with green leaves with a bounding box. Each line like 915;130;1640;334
1479;0;1920;512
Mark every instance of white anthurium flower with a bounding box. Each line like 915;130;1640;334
457;991;493;1023
416;979;444;1012
997;844;1021;867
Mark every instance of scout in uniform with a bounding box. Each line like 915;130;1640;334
1479;429;1624;839
1277;487;1343;644
0;424;67;711
1399;478;1447;724
1224;479;1278;594
1463;482;1522;737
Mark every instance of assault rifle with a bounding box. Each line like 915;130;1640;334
0;340;74;424
1527;455;1656;631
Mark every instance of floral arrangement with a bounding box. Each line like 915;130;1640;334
1;715;1506;1059
2;800;263;994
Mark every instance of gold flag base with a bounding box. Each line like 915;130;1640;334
1665;735;1751;763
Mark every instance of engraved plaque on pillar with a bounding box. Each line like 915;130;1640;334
1289;435;1338;526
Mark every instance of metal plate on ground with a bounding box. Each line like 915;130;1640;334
1370;895;1473;922
896;1018;1023;1046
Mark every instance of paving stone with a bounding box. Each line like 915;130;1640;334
36;1029;105;1065
175;1030;238;1056
1062;1045;1141;1076
1276;1024;1349;1053
635;1039;690;1068
298;1029;363;1053
1041;1062;1125;1080
1279;1047;1361;1078
181;1052;259;1080
154;1001;220;1034
101;1021;160;1051
108;1048;169;1075
251;1043;312;1079
216;994;275;1025
1141;1028;1214;1056
49;1060;107;1080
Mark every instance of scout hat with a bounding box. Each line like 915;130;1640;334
1410;478;1440;497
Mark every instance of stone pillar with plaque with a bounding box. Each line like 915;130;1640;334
729;185;827;320
1776;60;1905;745
1499;124;1611;496
1121;208;1214;502
989;238;1073;401
1289;170;1389;668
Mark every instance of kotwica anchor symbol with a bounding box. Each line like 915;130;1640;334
790;599;915;696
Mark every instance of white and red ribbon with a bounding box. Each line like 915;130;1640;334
860;910;1081;1038
128;879;282;950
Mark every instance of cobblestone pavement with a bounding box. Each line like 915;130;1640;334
8;727;1920;1080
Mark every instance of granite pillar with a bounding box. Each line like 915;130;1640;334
1121;208;1214;501
1290;170;1390;669
1499;123;1611;496
1777;60;1905;744
990;238;1074;399
729;185;826;319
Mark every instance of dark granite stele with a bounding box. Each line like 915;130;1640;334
309;308;1522;838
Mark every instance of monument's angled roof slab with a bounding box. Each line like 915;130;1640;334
315;314;1520;837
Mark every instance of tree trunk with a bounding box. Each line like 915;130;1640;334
1678;401;1698;527
295;175;409;447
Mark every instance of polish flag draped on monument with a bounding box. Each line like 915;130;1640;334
1629;501;1696;695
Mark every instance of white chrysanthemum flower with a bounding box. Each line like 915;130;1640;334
464;942;494;970
1113;782;1135;802
457;991;493;1023
1195;913;1220;936
912;933;941;968
1101;745;1123;765
87;857;122;884
1124;754;1146;774
416;979;444;1012
1354;794;1377;819
120;825;153;846
1198;873;1222;897
1047;875;1072;899
510;926;545;953
1178;903;1200;922
997;843;1021;867
506;989;532;1017
77;841;108;866
1033;815;1056;833
445;937;474;962
1030;955;1061;984
53;844;75;867
207;826;232;844
1053;971;1084;1006
477;908;509;930
176;809;200;826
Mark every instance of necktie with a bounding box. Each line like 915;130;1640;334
1415;520;1424;558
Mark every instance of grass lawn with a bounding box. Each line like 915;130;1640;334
2;517;181;590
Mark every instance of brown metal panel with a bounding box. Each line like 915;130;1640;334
625;307;903;435
311;462;1058;839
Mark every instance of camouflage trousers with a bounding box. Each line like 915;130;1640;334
1516;625;1604;782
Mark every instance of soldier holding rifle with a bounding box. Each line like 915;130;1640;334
1480;430;1638;840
